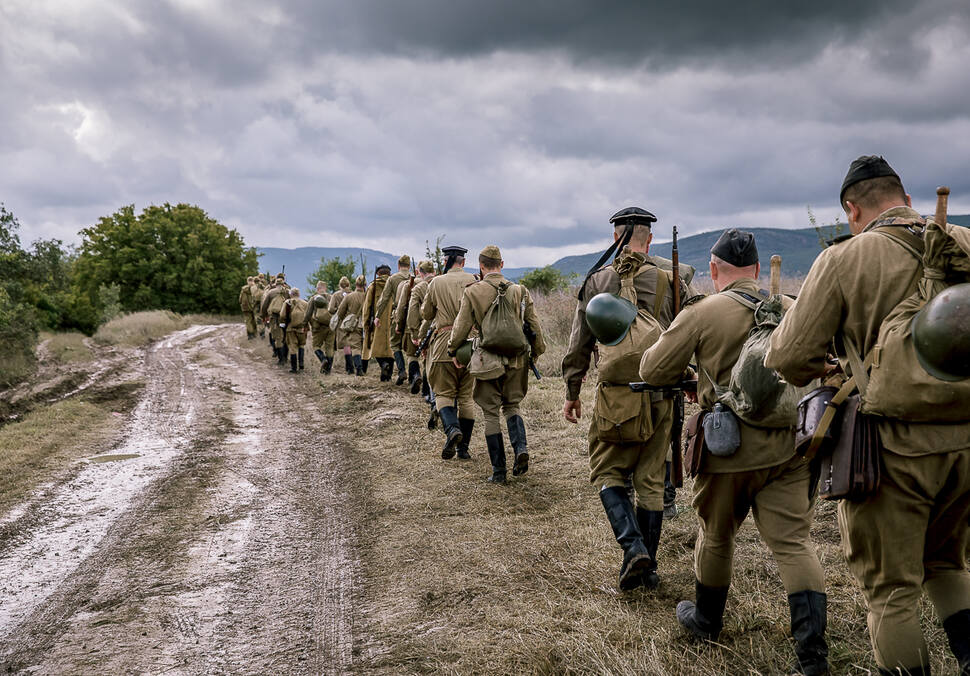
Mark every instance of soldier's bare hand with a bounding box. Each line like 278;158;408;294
563;399;582;423
452;357;464;370
395;328;402;335
374;318;381;328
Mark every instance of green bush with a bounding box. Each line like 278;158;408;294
519;265;576;295
307;256;357;294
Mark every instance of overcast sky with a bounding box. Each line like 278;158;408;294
3;0;970;266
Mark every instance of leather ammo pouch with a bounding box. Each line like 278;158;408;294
684;410;706;477
593;383;655;444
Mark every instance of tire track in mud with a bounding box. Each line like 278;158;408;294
0;326;359;674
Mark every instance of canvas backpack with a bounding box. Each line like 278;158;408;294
706;290;814;428
478;280;530;358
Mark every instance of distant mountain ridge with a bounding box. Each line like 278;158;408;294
257;215;970;287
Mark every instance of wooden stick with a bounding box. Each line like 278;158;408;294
769;255;782;295
935;186;950;227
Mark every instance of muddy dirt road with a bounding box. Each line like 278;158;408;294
0;326;358;674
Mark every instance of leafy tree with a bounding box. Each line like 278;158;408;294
0;204;38;383
425;235;445;273
519;265;576;295
307;256;357;294
74;203;259;315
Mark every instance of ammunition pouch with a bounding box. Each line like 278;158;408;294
593;383;654;443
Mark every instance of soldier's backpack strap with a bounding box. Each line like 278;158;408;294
652;268;670;320
722;289;760;310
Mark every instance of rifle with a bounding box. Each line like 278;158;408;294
416;327;435;355
669;226;685;489
364;267;379;351
521;319;542;380
628;379;697;395
397;259;417;335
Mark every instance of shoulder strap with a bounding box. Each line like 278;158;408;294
723;289;760;310
652;268;670;320
871;226;924;261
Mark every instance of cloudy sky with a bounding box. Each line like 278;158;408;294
3;0;970;266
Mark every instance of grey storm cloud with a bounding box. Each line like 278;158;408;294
2;0;970;265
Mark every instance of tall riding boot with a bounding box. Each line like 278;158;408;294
485;434;506;483
323;356;333;375
422;375;431;401
427;404;439;430
636;507;664;590
315;348;325;364
438;406;462;459
408;361;422;394
394;351;407;385
676;579;729;641
361;359;369;374
290;354;298;373
380;358;394;382
944;609;970;676
345;354;354;375
788;591;829;675
279;344;289;366
353;355;364;376
298;348;305;370
456;418;475;459
506;415;529;476
663;461;678;519
600;486;652;591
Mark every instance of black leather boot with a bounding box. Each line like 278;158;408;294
290;354;298;373
408;361;422;394
456;419;474;459
427;405;439;430
663;461;678;519
788;591;829;675
279;345;289;366
636;507;664;590
506;415;529;476
353;355;364;377
944;608;970;676
422;376;431;401
439;406;462;459
298;348;305;370
394;351;407;385
323;356;333;375
599;486;652;590
344;354;353;374
361;358;369;374
677;579;729;641
485;434;506;483
379;358;394;382
315;348;325;364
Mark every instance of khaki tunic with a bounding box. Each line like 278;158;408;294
394;279;418;360
361;275;392;360
308;293;334;356
448;273;546;436
765;205;970;671
336;289;365;354
281;297;309;352
251;283;265;335
422;268;477;414
329;289;350;350
408;279;433;367
261;286;288;345
562;253;683;510
239;284;256;335
376;269;409;352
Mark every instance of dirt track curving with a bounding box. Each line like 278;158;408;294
0;326;359;674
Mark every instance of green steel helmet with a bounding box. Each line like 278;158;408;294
455;340;474;367
912;283;970;382
585;293;637;346
313;294;328;308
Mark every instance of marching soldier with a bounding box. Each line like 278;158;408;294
252;274;266;339
280;287;309;373
421;245;477;458
330;276;353;374
398;260;434;393
375;255;412;385
362;264;395;381
336;275;367;376
409;262;439;426
641;229;828;676
766;156;970;675
448;245;545;482
260;274;290;365
561;207;685;592
309;281;334;374
239;276;257;339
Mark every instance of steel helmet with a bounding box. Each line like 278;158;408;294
313;294;328;308
585;293;637;346
912;283;970;381
455;340;474;367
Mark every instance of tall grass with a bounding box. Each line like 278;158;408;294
94;310;236;346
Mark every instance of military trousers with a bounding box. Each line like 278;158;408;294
253;308;264;336
838;447;970;672
343;329;363;356
312;326;334;357
473;366;528;436
692;454;824;593
270;315;284;345
243;309;256;336
588;398;672;512
428;361;475;418
389;328;403;351
285;328;307;352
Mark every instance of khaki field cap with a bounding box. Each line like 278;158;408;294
480;245;502;260
398;255;411;267
355;275;366;286
418;260;435;273
339;276;351;288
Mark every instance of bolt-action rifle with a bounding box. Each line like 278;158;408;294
521;315;542;380
397;259;417;335
669;226;685;488
364;267;379;352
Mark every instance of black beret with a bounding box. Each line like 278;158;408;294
609;206;657;227
441;245;468;256
711;229;759;267
840;155;900;206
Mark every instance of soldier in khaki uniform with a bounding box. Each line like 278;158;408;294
362;265;394;380
280;287;309;373
397;260;434;394
308;281;334;374
239;276;257;339
330;276;353;374
260;274;290;365
375;255;412;385
562;207;685;592
408;263;438;425
251;274;266;339
766;156;970;675
421;246;477;458
336;275;366;376
448;245;546;481
641;229;828;676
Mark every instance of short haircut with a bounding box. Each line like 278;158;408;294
615;223;652;248
479;255;501;269
842;175;906;210
711;254;758;274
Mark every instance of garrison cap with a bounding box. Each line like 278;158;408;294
398;254;411;267
355;275;366;286
339;276;351;288
711;228;759;267
480;245;502;260
418;260;435;273
840;155;900;206
610;207;657;228
442;245;468;257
